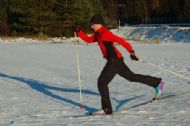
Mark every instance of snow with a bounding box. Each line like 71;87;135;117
0;26;190;125
112;25;190;43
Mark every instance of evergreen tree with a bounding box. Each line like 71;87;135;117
7;0;56;35
0;0;188;37
183;0;190;18
0;0;7;21
0;0;10;35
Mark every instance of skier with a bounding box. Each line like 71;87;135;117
75;14;164;115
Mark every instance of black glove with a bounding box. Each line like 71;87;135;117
130;50;139;61
73;24;81;33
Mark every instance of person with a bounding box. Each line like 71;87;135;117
75;14;164;115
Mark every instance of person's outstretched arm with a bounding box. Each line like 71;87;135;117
76;30;96;43
111;33;139;61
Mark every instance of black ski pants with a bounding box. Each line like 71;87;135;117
97;58;161;114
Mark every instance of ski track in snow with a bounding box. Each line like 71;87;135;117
0;41;190;126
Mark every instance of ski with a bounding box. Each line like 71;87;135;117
123;94;175;110
62;111;153;118
62;94;175;118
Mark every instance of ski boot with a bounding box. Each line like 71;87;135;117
153;81;164;100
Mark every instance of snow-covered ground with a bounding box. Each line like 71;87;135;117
0;40;190;126
112;25;190;43
0;25;190;125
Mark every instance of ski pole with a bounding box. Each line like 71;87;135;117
74;32;84;109
140;59;190;81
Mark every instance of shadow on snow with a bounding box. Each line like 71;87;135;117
112;95;144;112
0;72;142;113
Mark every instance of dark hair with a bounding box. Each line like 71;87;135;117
90;14;104;25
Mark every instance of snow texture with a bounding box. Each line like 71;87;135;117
112;25;190;43
0;26;190;126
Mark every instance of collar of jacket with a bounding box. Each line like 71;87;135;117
95;26;107;36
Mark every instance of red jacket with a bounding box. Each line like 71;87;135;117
77;26;133;60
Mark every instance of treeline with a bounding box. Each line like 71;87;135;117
0;0;106;37
0;0;190;37
116;0;190;25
